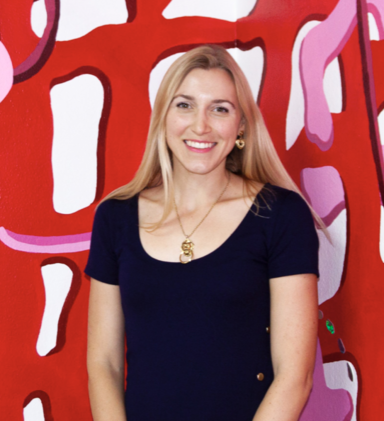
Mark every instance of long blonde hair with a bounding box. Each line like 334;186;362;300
101;44;324;231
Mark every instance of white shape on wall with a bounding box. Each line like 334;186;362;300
379;109;384;263
378;108;384;145
323;361;358;421
379;206;384;263
286;21;343;150
323;56;343;114
149;47;264;108
23;398;45;421
31;0;128;41
368;12;380;41
149;53;184;109
36;263;73;357
317;209;347;305
51;74;103;214
228;47;264;103
163;0;257;22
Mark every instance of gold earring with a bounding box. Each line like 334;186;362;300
235;131;245;149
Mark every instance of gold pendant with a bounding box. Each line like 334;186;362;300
179;238;194;264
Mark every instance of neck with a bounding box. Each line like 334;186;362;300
172;165;230;212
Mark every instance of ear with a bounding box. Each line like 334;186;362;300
238;119;246;135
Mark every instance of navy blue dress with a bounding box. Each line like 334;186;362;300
85;183;319;421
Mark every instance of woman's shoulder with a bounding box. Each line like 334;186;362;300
258;183;311;218
95;195;139;222
261;183;299;200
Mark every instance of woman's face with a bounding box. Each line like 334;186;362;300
165;68;244;176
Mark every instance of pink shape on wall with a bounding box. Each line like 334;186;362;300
0;41;13;102
301;166;345;227
299;341;353;421
300;166;347;304
300;0;356;151
0;227;90;253
300;0;384;151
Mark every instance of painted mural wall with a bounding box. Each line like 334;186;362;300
1;0;383;419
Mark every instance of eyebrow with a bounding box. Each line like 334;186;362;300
172;95;236;109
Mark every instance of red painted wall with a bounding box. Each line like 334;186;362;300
1;0;383;419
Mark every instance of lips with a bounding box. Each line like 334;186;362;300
184;139;216;150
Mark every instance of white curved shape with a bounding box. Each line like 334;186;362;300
0;41;13;103
368;12;380;41
149;47;264;108
23;398;45;421
379;206;384;262
51;74;103;214
317;209;347;305
379;110;384;263
149;53;184;108
378;108;384;145
30;0;47;38
162;0;257;22
286;21;320;150
323;57;343;113
31;0;128;41
323;361;358;421
227;47;264;102
36;264;73;356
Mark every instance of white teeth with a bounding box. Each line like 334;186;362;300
185;140;215;149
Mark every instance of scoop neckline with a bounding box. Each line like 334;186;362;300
135;183;269;265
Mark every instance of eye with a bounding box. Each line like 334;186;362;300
176;102;191;109
214;106;229;113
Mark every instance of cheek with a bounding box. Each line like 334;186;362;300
216;120;239;139
166;114;185;136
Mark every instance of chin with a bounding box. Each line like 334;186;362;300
188;167;212;175
175;156;225;176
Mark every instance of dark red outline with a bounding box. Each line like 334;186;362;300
23;390;54;421
14;0;60;84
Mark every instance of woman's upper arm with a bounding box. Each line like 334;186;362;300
87;278;125;372
269;273;318;382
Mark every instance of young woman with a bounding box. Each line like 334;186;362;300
85;45;319;421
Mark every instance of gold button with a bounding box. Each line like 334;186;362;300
257;373;264;381
266;326;270;333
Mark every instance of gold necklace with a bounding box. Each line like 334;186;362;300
173;172;231;264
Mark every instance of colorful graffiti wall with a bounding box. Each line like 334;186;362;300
1;0;383;419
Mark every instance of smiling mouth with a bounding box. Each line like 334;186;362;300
184;140;216;149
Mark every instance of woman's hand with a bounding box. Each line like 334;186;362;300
252;273;318;421
87;278;127;421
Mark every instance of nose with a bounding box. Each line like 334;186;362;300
191;109;211;136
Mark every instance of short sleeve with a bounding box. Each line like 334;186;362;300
84;200;119;285
268;191;319;279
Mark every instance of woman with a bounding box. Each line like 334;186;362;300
85;45;319;421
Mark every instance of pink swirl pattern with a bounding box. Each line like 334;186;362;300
0;227;90;253
300;0;384;151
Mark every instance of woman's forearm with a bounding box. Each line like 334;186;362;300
252;373;313;421
88;362;127;421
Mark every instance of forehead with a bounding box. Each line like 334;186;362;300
176;68;237;99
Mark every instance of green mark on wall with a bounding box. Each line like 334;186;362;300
326;320;335;334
